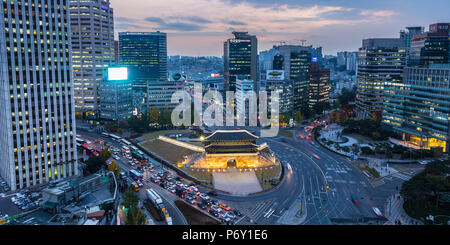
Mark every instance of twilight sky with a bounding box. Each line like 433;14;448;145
110;0;450;56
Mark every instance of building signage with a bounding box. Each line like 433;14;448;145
266;70;285;80
108;67;128;81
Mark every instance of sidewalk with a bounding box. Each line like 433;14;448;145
277;196;307;225
385;194;423;225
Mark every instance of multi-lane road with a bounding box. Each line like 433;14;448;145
78;125;420;225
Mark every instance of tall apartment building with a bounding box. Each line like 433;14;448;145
309;62;330;108
70;0;115;118
119;32;168;94
409;23;450;67
0;0;78;190
356;38;406;119
382;65;450;153
224;31;258;92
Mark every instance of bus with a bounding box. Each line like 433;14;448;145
130;169;143;180
130;145;139;152
109;134;122;142
120;139;132;146
76;137;86;145
132;152;146;162
121;146;130;155
81;144;99;157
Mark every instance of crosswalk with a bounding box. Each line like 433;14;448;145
236;199;276;221
392;172;413;181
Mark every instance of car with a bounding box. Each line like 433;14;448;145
219;214;231;223
372;207;383;216
175;176;184;181
186;197;196;205
211;205;222;213
113;155;120;160
211;199;219;205
219;203;231;211
197;202;207;209
209;209;219;217
232;209;242;217
351;195;361;207
168;187;176;193
207;191;217;196
136;181;143;187
202;198;211;206
226;211;236;219
313;154;321;160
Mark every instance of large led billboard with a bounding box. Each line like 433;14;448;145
108;67;128;81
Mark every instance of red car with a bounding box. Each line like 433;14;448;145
313;154;321;160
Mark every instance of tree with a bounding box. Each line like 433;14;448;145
125;205;146;225
121;187;146;225
149;107;159;124
122;187;140;208
86;156;106;174
108;160;121;176
99;148;112;161
294;111;304;122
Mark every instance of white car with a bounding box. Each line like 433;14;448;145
372;207;383;216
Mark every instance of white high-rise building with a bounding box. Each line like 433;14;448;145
0;0;78;191
70;0;115;118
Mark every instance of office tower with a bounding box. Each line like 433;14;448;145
0;0;78;190
277;45;311;113
400;26;424;65
409;23;450;67
337;51;358;71
114;40;119;64
119;32;168;94
236;79;256;124
99;67;133;121
265;70;293;113
356;38;406;120
70;0;115;118
147;81;184;109
382;64;450;153
224;31;258;92
258;46;279;80
309;62;331;108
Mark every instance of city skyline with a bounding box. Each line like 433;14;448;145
111;0;450;56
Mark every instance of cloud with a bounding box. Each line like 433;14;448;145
228;21;246;26
161;22;204;31
144;17;166;24
183;16;213;24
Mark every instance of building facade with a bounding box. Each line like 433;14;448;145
70;0;115;118
356;38;406;119
382;65;450;153
309;62;330;108
147;81;184;109
224;31;258;92
265;70;293;114
99;67;133;121
119;32;168;93
409;23;450;67
0;0;78;190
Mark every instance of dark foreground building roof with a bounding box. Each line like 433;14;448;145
205;130;259;141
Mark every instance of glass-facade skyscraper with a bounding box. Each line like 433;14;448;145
382;65;450;153
119;32;168;93
356;38;406;120
224;31;258;92
0;0;78;190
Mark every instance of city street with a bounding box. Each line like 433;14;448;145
78;127;422;225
